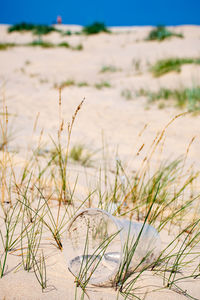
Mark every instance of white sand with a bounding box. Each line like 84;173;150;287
0;24;200;299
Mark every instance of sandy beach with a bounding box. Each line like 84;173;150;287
0;24;200;299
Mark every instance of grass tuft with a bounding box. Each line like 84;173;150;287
151;57;200;77
0;43;16;50
55;80;75;89
94;81;111;89
0;40;83;51
71;44;83;51
55;80;91;89
58;42;70;48
0;90;199;299
100;65;120;73
146;25;183;41
8;22;60;35
28;40;54;48
82;22;110;35
69;144;93;167
137;86;200;111
121;89;133;100
62;30;72;36
77;82;89;87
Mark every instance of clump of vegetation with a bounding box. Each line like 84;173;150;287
100;65;120;73
8;22;35;32
69;144;93;167
28;41;82;50
82;22;110;35
25;60;31;65
132;59;142;74
39;78;48;84
94;81;111;89
33;25;60;35
0;43;16;50
8;22;60;35
71;43;83;51
69;122;200;300
121;89;133;100
137;86;200;111
0;108;16;151
0;94;200;300
151;57;200;77
55;80;90;89
0;40;82;51
57;42;83;50
55;79;75;89
28;40;54;48
57;42;70;48
62;30;72;36
77;82;89;87
146;25;183;41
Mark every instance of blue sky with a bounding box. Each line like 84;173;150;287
1;0;200;26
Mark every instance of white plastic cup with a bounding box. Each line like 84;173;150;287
63;208;161;286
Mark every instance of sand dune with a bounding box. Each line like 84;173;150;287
0;24;200;299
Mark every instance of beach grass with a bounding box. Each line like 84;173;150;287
1;22;200;299
94;81;111;89
137;86;200;111
71;44;83;51
0;43;16;50
7;22;111;36
71;152;200;299
57;41;70;48
0;40;82;50
146;26;183;41
77;82;89;87
151;57;200;77
8;22;60;35
100;65;120;73
55;79;75;89
0;92;199;299
55;80;90;89
28;40;55;48
121;89;133;100
69;144;93;167
82;22;110;35
62;30;72;36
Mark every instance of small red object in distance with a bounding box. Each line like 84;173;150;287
57;16;62;24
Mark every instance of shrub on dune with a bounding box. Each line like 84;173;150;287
146;25;183;41
82;22;110;35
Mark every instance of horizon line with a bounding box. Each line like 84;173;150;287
1;22;200;27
